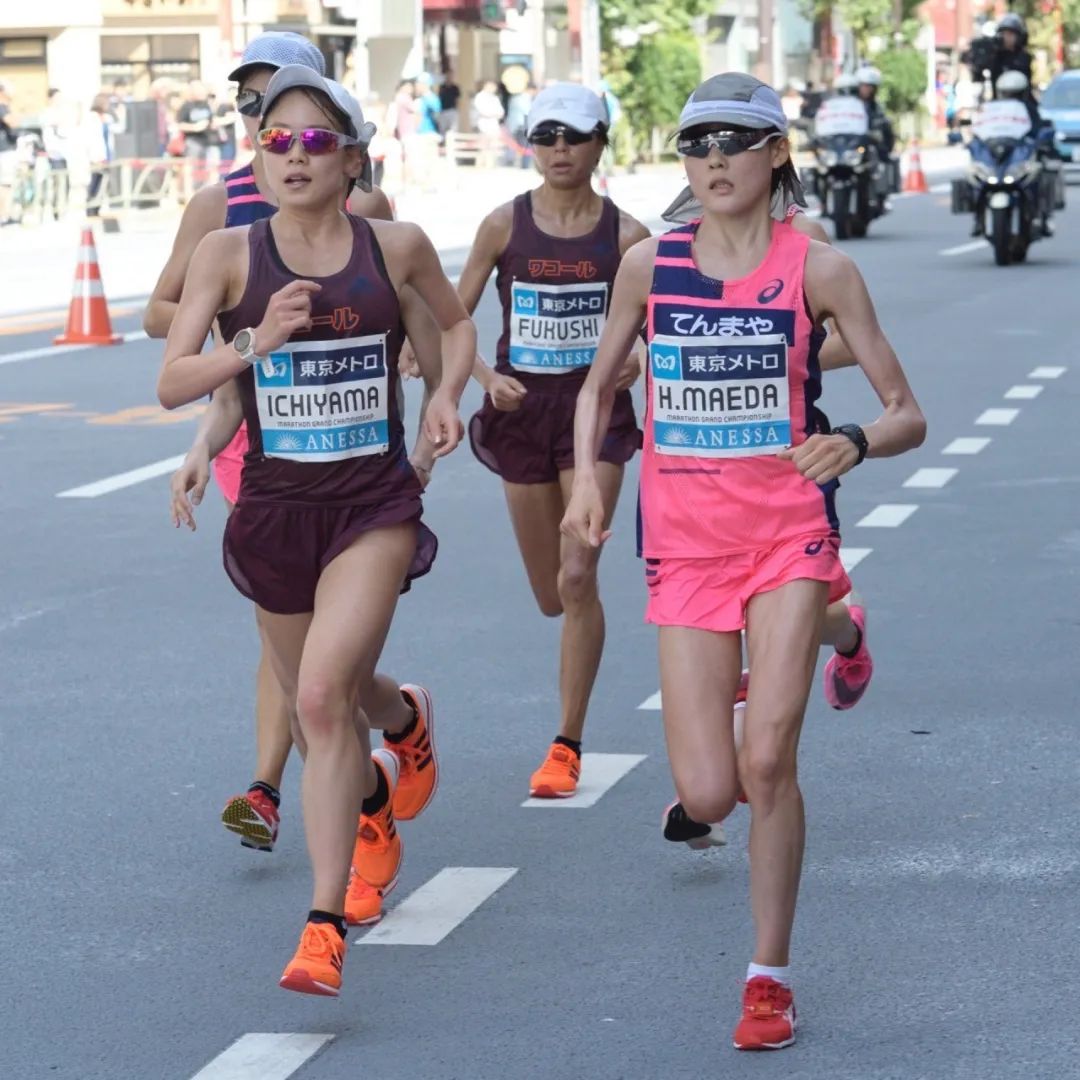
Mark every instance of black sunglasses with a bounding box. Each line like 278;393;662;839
236;88;264;117
528;124;597;147
676;129;781;159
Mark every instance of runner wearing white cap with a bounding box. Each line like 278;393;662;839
147;32;443;886
455;82;650;798
563;72;924;1051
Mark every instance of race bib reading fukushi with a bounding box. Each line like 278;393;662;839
649;333;791;457
256;334;389;463
509;280;608;373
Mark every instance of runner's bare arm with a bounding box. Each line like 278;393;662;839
399;285;442;472
143;183;227;338
185;378;244;461
802;244;926;459
575;236;655;475
616;212;653;389
347;186;394;220
455;203;513;390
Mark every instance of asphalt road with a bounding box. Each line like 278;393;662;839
1;186;1078;1080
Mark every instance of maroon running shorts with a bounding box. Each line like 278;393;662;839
223;495;437;615
469;384;640;485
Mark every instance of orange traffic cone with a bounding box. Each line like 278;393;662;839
902;138;929;194
54;227;122;346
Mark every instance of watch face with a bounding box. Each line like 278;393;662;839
234;330;252;354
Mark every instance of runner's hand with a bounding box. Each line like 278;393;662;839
253;281;321;355
488;372;527;412
170;446;211;531
399;340;421;380
423;389;464;458
561;477;610;548
778;434;860;484
615;351;641;392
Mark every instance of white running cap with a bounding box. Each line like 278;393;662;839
526;82;609;138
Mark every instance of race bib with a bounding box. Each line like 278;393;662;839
256;334;389;463
509;281;608;373
972;100;1032;141
650;333;791;457
814;97;869;138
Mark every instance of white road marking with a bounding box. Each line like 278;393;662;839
903;467;958;489
976;408;1019;426
521;752;646;808
56;454;185;498
1029;366;1066;379
359;867;517;946
840;547;873;572
943;437;991;455
638;691;662;711
930;182;950;193
0;329;146;367
190;1034;333;1080
857;504;918;528
939;241;986;257
1004;384;1043;400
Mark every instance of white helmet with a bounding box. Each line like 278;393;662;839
855;65;882;87
834;73;859;94
995;70;1029;98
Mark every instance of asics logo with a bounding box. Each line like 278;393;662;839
757;278;784;304
804;539;824;556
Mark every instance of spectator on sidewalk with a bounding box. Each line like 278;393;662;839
416;73;442;137
42;88;73;219
176;80;214;198
438;73;461;135
503;82;535;168
472;80;504;138
0;82;18;225
84;94;115;219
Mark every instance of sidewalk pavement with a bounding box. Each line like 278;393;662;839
0;149;967;321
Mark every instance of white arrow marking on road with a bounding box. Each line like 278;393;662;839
1004;384;1043;400
943;437;991;455
56;454;185;498
1029;366;1066;379
841;547;873;571
638;691;662;711
857;504;918;528
522;753;647;808
903;467;958;489
0;329;146;367
360;867;518;946
939;241;986;257
190;1034;333;1080
976;408;1019;426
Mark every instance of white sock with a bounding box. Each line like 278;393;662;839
747;962;791;986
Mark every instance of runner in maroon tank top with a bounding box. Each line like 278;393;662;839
456;83;651;799
146;32;445;873
158;67;474;996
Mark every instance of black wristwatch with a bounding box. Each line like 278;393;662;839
832;423;868;465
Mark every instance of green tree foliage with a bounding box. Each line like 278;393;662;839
600;0;711;159
875;46;927;114
1008;0;1080;71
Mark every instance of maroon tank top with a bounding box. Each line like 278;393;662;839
218;215;416;507
494;191;622;390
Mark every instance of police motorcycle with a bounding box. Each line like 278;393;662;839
804;79;889;239
952;82;1058;265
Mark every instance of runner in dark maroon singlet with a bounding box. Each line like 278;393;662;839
158;66;474;996
455;83;651;799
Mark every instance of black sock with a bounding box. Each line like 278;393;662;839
554;735;582;756
360;760;390;817
837;625;863;659
383;692;419;744
248;781;281;808
307;909;346;939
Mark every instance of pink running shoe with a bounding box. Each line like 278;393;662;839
823;604;873;710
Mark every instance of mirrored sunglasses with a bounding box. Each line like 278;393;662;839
235;88;264;118
256;127;359;155
676;130;781;159
528;124;597;147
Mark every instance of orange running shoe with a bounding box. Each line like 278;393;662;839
387;684;439;821
733;976;797;1050
221;788;279;852
344;870;392;927
279;921;346;997
529;742;581;799
353;749;402;890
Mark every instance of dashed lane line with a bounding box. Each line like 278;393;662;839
975;408;1019;426
56;455;185;499
1029;366;1066;379
190;1034;334;1080
1004;385;1043;400
943;437;991;455
856;504;919;528
359;867;518;947
903;467;958;489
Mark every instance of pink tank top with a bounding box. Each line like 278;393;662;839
640;220;838;558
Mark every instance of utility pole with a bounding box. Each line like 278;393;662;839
758;0;775;85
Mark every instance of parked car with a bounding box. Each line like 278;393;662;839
1041;70;1080;179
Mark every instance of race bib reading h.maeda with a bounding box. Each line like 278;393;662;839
256;334;389;463
650;333;791;457
509;281;608;373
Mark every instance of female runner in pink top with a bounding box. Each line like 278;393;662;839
563;74;925;1053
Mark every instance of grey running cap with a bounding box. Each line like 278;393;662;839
229;31;326;84
675;73;789;137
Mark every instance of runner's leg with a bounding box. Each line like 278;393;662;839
502;479;564;616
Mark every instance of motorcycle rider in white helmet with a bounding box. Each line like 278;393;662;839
994;68;1056;237
855;65;897;211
